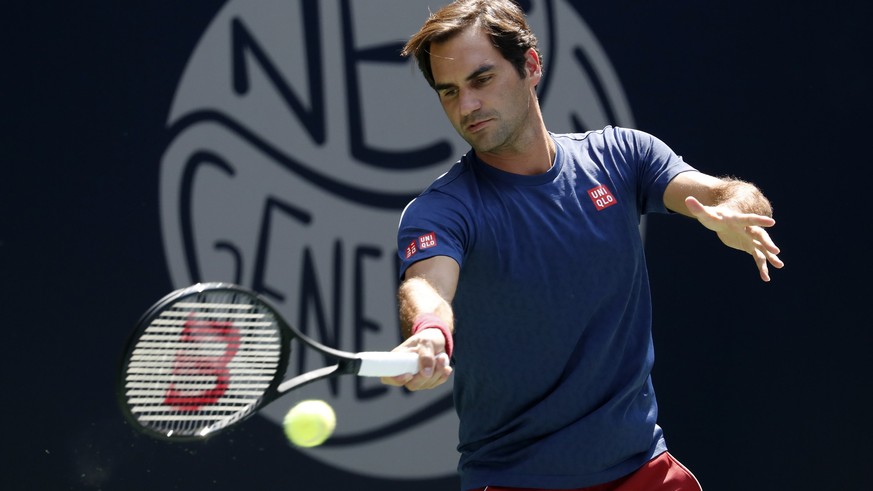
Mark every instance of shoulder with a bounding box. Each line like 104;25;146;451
554;127;683;169
422;151;476;194
400;152;477;222
552;126;653;149
412;151;480;207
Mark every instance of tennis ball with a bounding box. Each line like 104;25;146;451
283;399;336;447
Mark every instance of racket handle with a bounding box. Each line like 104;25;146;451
356;352;449;377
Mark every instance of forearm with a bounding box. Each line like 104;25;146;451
397;277;455;339
383;275;456;390
709;177;773;217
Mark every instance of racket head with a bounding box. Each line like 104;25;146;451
117;283;290;441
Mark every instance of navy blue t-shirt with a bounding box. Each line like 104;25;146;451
397;127;696;490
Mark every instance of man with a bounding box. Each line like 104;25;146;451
382;1;784;490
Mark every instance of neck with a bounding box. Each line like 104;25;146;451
474;99;555;175
476;124;555;176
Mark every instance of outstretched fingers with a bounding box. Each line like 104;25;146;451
686;196;784;281
745;226;785;282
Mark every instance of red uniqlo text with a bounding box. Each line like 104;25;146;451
418;232;437;250
588;184;617;211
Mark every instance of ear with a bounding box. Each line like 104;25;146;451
524;48;542;83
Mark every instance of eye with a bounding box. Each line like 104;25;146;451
440;88;458;99
473;75;493;87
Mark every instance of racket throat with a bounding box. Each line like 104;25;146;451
276;360;361;393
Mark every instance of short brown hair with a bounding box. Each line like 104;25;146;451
401;0;541;89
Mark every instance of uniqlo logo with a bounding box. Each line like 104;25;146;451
588;184;617;211
418;232;437;250
405;241;417;259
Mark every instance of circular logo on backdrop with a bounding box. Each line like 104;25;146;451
158;0;633;480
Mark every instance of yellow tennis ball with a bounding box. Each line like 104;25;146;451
283;399;336;447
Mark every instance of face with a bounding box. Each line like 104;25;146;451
429;27;540;156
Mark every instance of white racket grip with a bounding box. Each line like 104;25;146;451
356;352;450;377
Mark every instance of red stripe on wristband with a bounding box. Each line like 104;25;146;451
411;313;453;359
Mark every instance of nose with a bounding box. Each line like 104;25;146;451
458;89;481;119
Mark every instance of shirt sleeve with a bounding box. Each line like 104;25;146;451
616;127;697;214
396;191;469;279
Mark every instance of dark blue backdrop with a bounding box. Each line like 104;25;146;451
4;1;871;489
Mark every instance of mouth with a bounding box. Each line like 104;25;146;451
466;119;492;133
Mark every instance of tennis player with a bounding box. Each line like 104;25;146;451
382;1;783;490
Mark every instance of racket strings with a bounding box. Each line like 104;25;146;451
124;292;282;437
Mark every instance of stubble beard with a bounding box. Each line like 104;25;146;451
461;110;522;156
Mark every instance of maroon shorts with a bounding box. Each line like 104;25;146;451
469;452;702;491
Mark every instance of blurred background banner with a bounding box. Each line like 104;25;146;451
4;1;870;490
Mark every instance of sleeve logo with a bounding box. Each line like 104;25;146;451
418;232;437;250
404;232;437;259
405;241;417;259
588;184;617;211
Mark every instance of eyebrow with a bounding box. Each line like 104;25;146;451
433;64;496;92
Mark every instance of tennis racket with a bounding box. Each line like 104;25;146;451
118;282;430;441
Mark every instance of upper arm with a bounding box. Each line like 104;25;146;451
663;170;725;217
403;255;460;303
